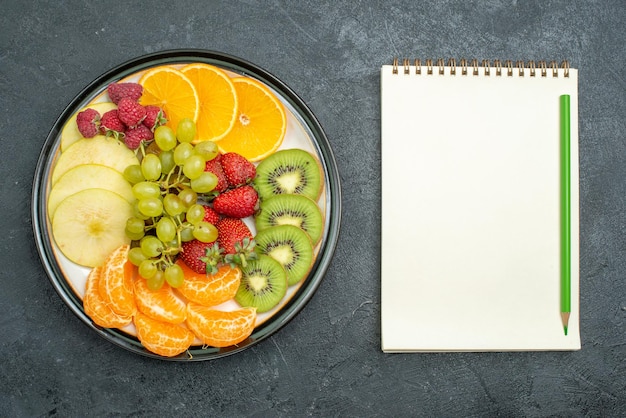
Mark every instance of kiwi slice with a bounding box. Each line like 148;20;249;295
255;194;324;246
254;224;314;286
235;255;288;313
254;149;323;201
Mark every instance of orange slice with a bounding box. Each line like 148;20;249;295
176;261;242;307
134;278;187;324
98;245;137;317
186;303;256;347
180;63;238;142
134;312;195;357
215;77;287;162
138;66;199;131
83;266;132;328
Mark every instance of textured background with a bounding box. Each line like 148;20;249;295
2;1;625;416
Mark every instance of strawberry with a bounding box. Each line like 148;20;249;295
179;240;223;275
221;152;256;187
107;82;143;104
212;185;258;218
204;154;229;193
76;108;100;138
216;218;257;268
124;124;153;150
203;206;221;225
117;98;146;128
216;218;253;254
142;105;167;131
99;109;125;139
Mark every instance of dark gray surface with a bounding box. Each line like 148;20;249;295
2;1;625;416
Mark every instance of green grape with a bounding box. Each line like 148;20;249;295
190;172;218;193
132;200;150;221
178;188;198;208
194;140;219;161
140;235;164;258
123;165;144;185
183;154;206;180
164;264;184;288
125;227;145;241
128;247;148;266
193;221;218;243
154;125;177;151
156;217;177;243
138;259;157;279
132;181;161;200
180;225;195;242
176;118;197;143
126;217;145;234
186;204;205;225
138;197;163;217
166;239;181;255
146;270;165;291
174;142;194;166
159;150;176;174
141;153;162;181
163;193;185;216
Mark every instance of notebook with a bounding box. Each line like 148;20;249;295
381;58;581;352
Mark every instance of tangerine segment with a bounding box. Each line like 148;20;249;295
99;245;137;317
138;66;199;131
216;77;287;162
134;278;187;324
176;261;242;307
83;266;132;329
186;303;257;347
134;312;195;357
180;63;238;142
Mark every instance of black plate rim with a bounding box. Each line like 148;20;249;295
31;49;342;361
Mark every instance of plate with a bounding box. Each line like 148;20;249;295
31;49;341;361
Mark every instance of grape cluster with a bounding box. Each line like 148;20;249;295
122;118;218;290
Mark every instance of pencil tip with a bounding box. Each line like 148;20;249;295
561;312;571;336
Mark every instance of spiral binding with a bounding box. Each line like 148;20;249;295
391;57;570;78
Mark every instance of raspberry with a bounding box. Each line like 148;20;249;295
117;98;147;128
124;124;153;150
107;82;143;104
143;105;167;131
99;109;125;139
76;108;101;138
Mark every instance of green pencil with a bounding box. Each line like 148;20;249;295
560;94;571;336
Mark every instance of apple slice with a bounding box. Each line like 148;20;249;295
51;135;138;185
48;164;135;219
52;188;133;268
60;102;117;151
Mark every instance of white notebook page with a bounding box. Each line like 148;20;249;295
380;63;580;351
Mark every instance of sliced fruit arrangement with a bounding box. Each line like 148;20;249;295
180;63;238;142
47;63;325;357
138;67;199;134
215;77;286;162
235;254;287;313
48;164;134;218
255;194;324;246
255;225;314;286
51;135;139;185
186;303;257;348
254;148;323;201
52;188;133;267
